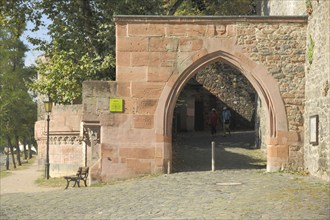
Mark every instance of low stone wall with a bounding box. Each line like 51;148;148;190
35;104;83;177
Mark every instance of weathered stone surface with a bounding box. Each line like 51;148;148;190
259;0;330;181
36;14;330;183
133;115;154;129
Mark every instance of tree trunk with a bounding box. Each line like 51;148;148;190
7;136;16;169
168;0;184;15
15;135;22;166
23;137;28;160
5;148;10;170
28;142;33;159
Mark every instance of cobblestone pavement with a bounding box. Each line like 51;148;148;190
1;131;329;220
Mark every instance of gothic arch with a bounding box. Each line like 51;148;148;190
155;49;288;170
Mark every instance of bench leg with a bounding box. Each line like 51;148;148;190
65;179;70;189
73;180;80;188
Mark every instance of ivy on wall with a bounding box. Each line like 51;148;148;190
306;0;313;15
307;34;315;64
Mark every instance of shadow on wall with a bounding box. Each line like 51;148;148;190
174;85;256;133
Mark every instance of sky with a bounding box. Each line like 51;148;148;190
20;16;51;67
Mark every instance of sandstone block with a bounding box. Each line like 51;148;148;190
116;24;127;37
186;25;206;37
119;147;155;159
149;37;179;52
117;37;148;52
127;158;151;173
100;114;128;127
116;66;147;82
147;66;175;82
136;99;158;114
131;82;164;98
116;51;130;66
131;52;150;66
192;49;208;62
205;25;216;37
166;24;188;37
179;39;203;52
128;23;164;37
133;115;154;129
117;82;131;97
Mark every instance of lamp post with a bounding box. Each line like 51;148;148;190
44;100;53;179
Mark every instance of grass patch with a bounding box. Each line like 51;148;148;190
0;170;11;178
91;173;162;187
35;176;66;188
0;156;36;179
279;169;310;176
35;173;162;188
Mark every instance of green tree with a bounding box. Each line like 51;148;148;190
165;0;256;15
27;0;164;104
2;0;256;104
0;17;37;168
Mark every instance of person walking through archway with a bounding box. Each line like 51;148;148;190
209;108;219;137
222;107;231;136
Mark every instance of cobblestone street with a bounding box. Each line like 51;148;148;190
1;131;329;220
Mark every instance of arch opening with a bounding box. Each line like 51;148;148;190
156;50;289;172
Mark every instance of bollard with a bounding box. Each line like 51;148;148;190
212;141;215;172
167;160;171;174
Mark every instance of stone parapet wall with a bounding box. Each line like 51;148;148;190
35;104;83;177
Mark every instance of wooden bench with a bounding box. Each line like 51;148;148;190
64;167;89;189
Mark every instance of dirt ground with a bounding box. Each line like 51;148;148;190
0;160;58;195
172;130;266;172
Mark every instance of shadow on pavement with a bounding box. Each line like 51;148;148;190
172;131;266;172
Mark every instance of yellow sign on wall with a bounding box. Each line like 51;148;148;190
109;98;123;112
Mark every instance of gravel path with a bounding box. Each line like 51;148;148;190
0;160;59;195
0;131;329;219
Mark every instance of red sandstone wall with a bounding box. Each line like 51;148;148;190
35;104;83;177
80;16;307;182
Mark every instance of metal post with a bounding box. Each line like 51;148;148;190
212;141;215;172
45;113;50;179
167;160;171;174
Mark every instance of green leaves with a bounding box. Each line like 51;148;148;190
12;0;256;104
0;24;37;147
30;42;115;104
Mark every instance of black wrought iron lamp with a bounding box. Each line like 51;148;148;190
44;100;53;179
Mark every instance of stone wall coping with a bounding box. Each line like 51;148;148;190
114;15;307;24
46;131;80;136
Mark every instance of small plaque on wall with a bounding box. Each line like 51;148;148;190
109;98;123;112
309;115;319;145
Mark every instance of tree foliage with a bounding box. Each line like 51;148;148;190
165;0;256;15
2;0;256;104
0;17;37;167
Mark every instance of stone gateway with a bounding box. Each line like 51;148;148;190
82;16;307;182
35;1;330;183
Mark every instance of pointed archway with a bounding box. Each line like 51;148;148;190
155;49;288;172
79;16;306;182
